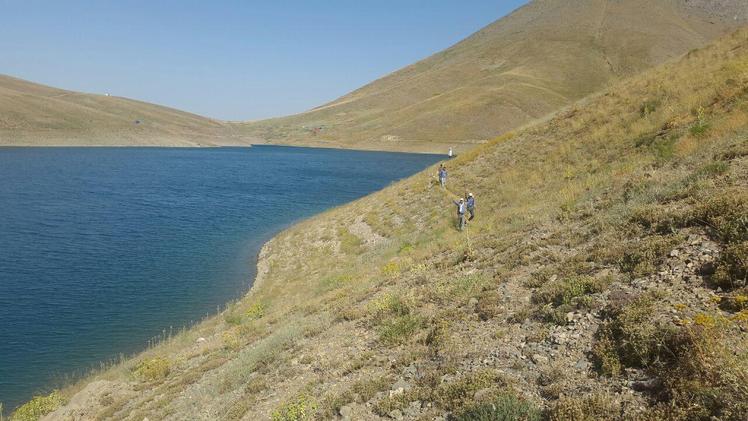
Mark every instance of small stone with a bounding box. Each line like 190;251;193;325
403;364;417;379
404;401;422;417
388;409;404;420
670;249;680;257
340;405;354;419
196;337;206;343
575;359;589;370
389;387;404;398
553;332;568;344
565;312;575;323
531;353;549;365
468;297;479;308
392;379;411;392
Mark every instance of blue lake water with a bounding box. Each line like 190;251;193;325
0;146;442;411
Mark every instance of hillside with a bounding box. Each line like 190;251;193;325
0;75;254;147
17;27;748;421
237;0;746;153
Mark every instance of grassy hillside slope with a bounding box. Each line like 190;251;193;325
18;28;748;421
0;75;254;147
236;0;746;153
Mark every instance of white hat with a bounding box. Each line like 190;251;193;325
468;193;473;197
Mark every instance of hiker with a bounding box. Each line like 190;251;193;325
466;192;475;221
453;198;466;231
438;165;447;188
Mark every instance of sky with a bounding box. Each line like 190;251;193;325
0;1;528;121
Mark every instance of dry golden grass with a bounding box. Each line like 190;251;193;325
19;27;748;421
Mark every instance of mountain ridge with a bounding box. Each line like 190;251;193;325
1;0;745;152
237;0;746;152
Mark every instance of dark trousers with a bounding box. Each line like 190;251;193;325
468;207;475;221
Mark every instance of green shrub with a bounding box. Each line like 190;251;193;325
532;276;604;308
712;241;748;290
633;132;677;163
381;261;400;277
432;371;505;410
629;205;691;234
320;376;392;418
11;391;64;421
245;302;265;320
271;394;317;421
548;393;620;421
398;242;414;254
652;136;677;162
378;314;423;344
337;227;363;254
224;311;243;325
223;331;241;351
652;324;748;420
591;335;622;376
698;193;748;243
719;288;748;312
425;319;452;357
452;394;541;421
374;370;505;416
369;293;410;321
689;107;711;137
639;99;661;117
593;294;673;371
133;357;171;382
618;235;680;277
317;274;352;292
691;160;729;180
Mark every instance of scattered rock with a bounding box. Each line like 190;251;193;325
565;312;576;323
340;404;356;420
631;378;663;392
392;378;412;392
403;364;417;380
531;353;549;365
404;401;422;417
388;409;404;420
575;359;590;371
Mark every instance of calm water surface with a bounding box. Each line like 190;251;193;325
0;146;442;411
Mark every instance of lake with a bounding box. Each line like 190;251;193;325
0;146;442;411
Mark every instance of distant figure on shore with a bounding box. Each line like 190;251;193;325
453;197;466;231
438;164;447;188
448;148;453;158
466;192;475;221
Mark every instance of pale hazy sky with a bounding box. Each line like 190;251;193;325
0;1;528;120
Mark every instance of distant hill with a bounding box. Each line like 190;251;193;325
1;0;745;151
0;75;252;147
237;0;747;152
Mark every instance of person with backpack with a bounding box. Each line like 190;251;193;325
466;193;475;221
453;197;466;231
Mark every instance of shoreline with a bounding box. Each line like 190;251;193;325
0;138;480;155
